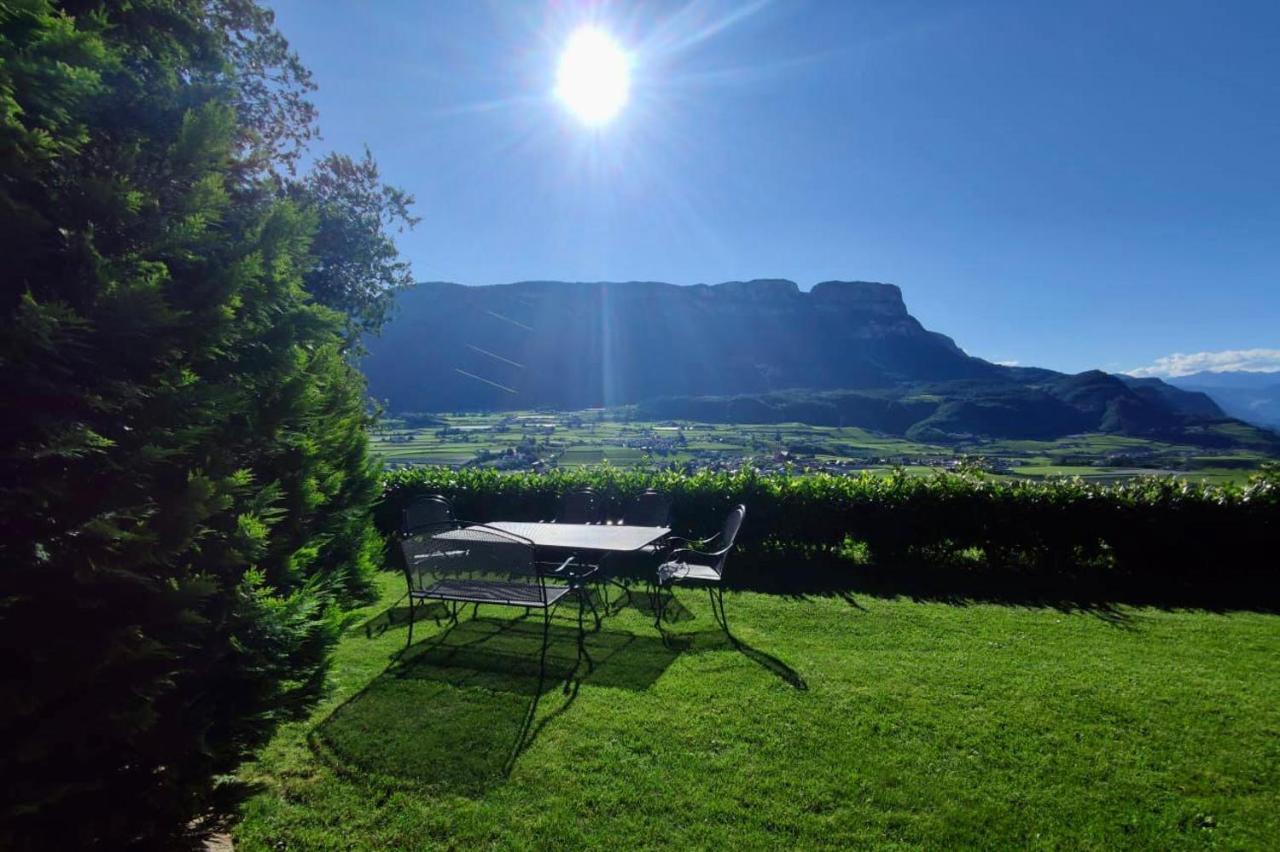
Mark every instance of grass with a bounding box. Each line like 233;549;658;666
234;572;1280;849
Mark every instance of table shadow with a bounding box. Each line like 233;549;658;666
311;616;684;795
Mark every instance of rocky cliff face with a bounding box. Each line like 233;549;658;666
361;278;1239;442
364;278;998;411
810;280;906;313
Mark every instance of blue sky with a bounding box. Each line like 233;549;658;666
268;0;1279;376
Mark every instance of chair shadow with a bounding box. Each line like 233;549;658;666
355;597;450;639
653;589;809;692
682;628;809;691
618;585;696;623
726;632;808;691
311;615;684;796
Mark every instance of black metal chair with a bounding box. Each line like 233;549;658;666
653;505;746;639
582;489;675;611
621;489;672;527
556;488;602;524
401;494;455;536
616;488;673;567
399;522;597;684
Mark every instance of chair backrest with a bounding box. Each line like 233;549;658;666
401;495;454;536
622;489;671;527
556;488;602;524
399;522;543;600
713;504;747;576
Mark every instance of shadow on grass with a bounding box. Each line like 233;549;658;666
732;541;1280;619
729;635;809;690
623;586;694;623
683;626;809;691
311;616;684;795
638;584;809;691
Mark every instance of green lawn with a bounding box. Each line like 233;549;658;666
235;573;1280;849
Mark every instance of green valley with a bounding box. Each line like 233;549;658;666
372;410;1277;483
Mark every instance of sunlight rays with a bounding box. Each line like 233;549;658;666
406;0;808;396
638;0;773;58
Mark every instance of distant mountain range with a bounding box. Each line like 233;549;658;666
363;279;1277;448
1166;371;1280;429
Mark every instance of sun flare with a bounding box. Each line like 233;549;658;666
555;26;630;126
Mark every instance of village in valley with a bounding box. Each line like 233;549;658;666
372;409;1267;483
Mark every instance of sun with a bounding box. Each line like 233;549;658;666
555;26;630;126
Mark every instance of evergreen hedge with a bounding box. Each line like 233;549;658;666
379;466;1280;600
1;2;408;847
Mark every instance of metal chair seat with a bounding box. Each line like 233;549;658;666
414;578;574;609
657;560;722;584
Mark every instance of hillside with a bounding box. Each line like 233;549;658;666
1166;371;1280;429
364;279;1274;447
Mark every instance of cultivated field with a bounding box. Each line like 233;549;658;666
371;410;1275;482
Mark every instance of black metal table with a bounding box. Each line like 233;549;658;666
487;522;670;553
434;521;670;612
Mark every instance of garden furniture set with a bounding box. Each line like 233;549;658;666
397;489;746;678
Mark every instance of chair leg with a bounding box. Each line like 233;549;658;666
566;593;593;693
405;594;415;649
577;594;586;664
713;585;736;646
613;579;634;614
583;587;602;631
538;606;551;684
653;582;673;645
579;594;593;673
709;585;726;629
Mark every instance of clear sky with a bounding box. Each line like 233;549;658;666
268;0;1279;376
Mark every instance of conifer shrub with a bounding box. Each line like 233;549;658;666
0;2;409;846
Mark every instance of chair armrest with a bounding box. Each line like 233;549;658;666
570;564;600;582
539;556;600;582
665;532;719;550
665;543;732;563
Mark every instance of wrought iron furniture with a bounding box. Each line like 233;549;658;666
484;521;670;552
556;488;603;524
401;494;455;536
620;489;672;528
483;521;671;616
400;522;597;680
653;505;747;637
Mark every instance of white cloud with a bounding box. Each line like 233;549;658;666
1127;348;1280;378
992;359;1020;367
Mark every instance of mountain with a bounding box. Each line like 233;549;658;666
368;279;997;408
364;279;1271;446
1166;371;1280;429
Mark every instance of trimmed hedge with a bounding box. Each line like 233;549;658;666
378;466;1280;603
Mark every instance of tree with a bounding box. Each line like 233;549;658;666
290;148;419;340
0;1;410;846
